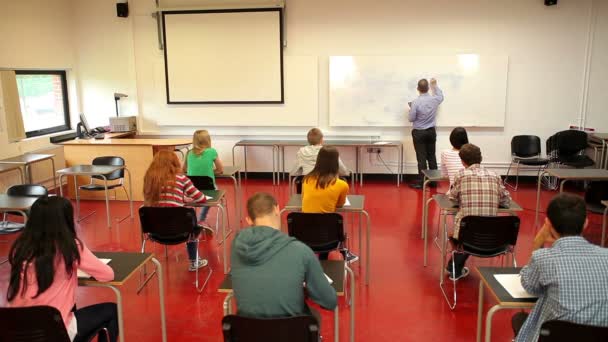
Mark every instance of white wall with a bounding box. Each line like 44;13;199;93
73;0;607;174
0;0;75;188
586;0;608;132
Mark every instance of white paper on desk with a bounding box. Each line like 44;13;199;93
494;274;537;299
373;141;389;145
344;198;351;207
78;259;111;278
325;273;333;284
204;195;213;200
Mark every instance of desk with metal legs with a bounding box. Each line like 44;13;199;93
216;166;242;225
534;169;608;228
476;267;536;342
232;140;281;185
0;153;57;191
432;194;523;282
219;260;355;342
0;164;24;185
79;252;167;342
279;194;371;285
57;165;134;228
190;189;230;273
0;194;38;264
420;170;448;255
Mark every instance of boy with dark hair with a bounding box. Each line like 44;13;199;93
513;193;608;342
230;192;337;320
447;144;511;280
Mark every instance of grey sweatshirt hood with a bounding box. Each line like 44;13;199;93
233;226;296;266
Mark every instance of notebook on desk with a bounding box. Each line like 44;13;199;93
494;274;537;299
344;197;351;207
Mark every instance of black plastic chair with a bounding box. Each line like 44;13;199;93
0;305;70;341
79;156;129;198
1;184;48;231
538;320;608;342
504;135;549;190
139;206;212;292
222;314;319;342
441;215;520;309
287;212;345;257
546;130;595;168
188;175;215;191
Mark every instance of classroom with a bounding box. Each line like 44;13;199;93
0;0;607;341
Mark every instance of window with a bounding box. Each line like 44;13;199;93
15;70;70;137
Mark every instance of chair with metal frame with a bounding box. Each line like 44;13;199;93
139;206;212;293
538;320;608;342
441;215;520;310
188;175;230;236
1;184;47;229
287;212;346;259
504;135;549;190
222;314;319;342
546;130;595;168
0;305;108;342
79;156;130;222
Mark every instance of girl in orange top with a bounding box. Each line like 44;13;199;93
302;146;357;262
8;196;117;342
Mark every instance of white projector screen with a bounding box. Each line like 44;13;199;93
162;8;283;104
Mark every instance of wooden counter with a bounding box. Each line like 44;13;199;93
57;133;191;201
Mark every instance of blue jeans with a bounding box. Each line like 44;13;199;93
199;206;210;221
186;226;202;261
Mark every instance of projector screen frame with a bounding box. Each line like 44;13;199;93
161;8;285;105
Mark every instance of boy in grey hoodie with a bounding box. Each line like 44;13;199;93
290;128;350;176
230;192;337;319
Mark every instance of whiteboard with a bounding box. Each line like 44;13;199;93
329;55;508;127
162;9;283;104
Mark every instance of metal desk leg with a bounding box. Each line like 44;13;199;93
345;265;355;342
127;168;133;219
230;175;240;226
358;212;362;264
485;305;505;342
244;146;248;180
361;209;371;285
423;197;433;267
223;293;234;316
438;210;447;282
49;158;57;193
16;168;25;184
334;304;339;342
534;171;546;228
281;146;286;182
559;179;567;193
272;146;277;186
232;145;236;167
219;203;229;274
89;285;124;342
101;175;111;228
602;206;607;247
359;147;363;187
476;280;484;342
151;258;168;342
74;175;81;219
421;177;430;239
59;174;65;196
25;164;33;184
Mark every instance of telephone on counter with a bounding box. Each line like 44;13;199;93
91;126;110;134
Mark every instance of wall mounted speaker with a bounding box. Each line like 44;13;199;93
116;3;129;17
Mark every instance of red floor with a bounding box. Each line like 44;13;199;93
0;178;605;341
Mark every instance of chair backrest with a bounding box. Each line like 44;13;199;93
457;216;520;254
92;156;125;181
511;135;542;158
0;306;70;342
139;206;197;244
287;212;344;252
6;184;48;197
222;315;319;342
538;320;608;342
188;175;215;191
549;130;588;156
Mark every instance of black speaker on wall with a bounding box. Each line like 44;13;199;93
116;2;129;17
544;0;557;5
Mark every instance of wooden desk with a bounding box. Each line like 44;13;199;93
57;165;133;228
432;194;523;280
280;194;371;285
189;189;230;274
534;168;608;227
79;252;167;342
421;169;448;243
58;136;191;201
0;153;57;191
476;267;536;342
219;260;355;342
602;200;607;247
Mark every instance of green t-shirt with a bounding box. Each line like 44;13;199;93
186;147;218;182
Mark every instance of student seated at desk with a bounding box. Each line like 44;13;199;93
512;194;608;342
447;144;511;280
144;150;209;271
230;193;337;322
440;127;469;191
183;129;224;228
302;146;358;263
290;128;350;193
7;196;117;342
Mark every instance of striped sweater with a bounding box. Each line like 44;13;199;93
157;174;206;207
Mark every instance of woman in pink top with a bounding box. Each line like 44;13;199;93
440;127;469;192
7;196;117;342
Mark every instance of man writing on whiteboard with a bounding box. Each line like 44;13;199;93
408;78;444;189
